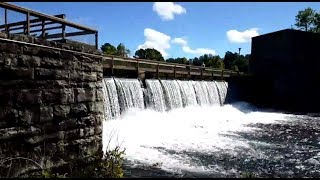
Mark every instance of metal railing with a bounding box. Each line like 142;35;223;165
0;2;98;49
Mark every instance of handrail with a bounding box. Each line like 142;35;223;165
0;2;97;32
102;54;229;73
0;2;98;49
0;36;240;78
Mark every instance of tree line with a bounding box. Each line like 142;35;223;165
99;42;250;72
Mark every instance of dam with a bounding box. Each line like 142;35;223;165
1;2;320;178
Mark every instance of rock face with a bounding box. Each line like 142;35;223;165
0;32;104;176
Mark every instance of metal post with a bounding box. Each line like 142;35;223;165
26;12;30;35
188;65;191;79
4;8;8;34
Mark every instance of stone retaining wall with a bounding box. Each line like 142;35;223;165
0;33;104;176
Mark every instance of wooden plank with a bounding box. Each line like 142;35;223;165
26;12;30;35
61;14;66;40
5;21;56;32
41;19;45;38
111;57;114;75
221;70;224;80
95;32;98;49
0;14;64;29
157;63;159;78
136;59;139;78
174;65;176;78
45;30;94;39
30;25;62;33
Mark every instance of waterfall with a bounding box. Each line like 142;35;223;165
215;81;228;105
114;78;145;112
204;81;220;105
160;80;183;110
102;77;229;120
192;81;210;105
102;78;121;120
145;79;166;112
176;80;197;107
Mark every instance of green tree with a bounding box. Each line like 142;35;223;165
135;49;146;59
208;55;224;69
100;43;117;55
223;51;237;69
230;54;250;72
135;48;164;61
116;43;130;57
166;57;175;63
295;7;316;32
192;57;202;66
312;12;320;33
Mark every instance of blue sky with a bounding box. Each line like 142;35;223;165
10;2;320;59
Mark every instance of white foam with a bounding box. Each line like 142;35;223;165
102;102;291;174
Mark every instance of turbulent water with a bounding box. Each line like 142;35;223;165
101;78;320;178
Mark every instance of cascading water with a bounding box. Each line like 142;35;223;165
145;79;166;112
102;77;228;117
176;80;198;107
215;81;228;105
204;81;221;105
102;78;121;120
192;81;210;105
159;80;183;110
114;78;145;112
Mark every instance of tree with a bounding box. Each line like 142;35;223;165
192;57;202;66
295;7;316;32
207;55;224;69
134;48;164;61
116;43;130;58
231;54;250;72
312;12;320;33
135;49;146;59
223;51;237;69
100;43;117;55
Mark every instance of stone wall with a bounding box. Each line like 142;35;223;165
0;33;104;176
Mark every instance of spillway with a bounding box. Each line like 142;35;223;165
102;78;227;119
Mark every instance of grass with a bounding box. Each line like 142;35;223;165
0;134;126;178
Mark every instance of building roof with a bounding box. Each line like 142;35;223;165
252;29;320;40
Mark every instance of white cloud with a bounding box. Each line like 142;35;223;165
153;2;186;21
172;37;216;56
182;46;216;55
137;28;171;57
171;38;187;46
226;28;259;43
